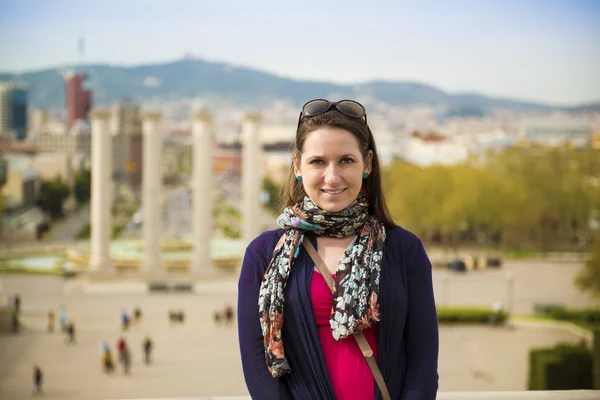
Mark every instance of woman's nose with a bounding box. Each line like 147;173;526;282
323;164;342;185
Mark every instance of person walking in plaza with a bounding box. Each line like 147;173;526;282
143;336;153;365
11;307;19;333
59;306;68;332
14;294;21;313
238;99;439;399
103;348;115;373
134;307;142;325
99;341;114;373
117;337;131;374
121;309;130;331
32;365;43;395
65;321;76;344
224;305;234;327
47;309;55;333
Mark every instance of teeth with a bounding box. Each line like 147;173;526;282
324;189;344;194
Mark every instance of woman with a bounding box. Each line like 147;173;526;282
238;99;439;399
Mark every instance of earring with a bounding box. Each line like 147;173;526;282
363;172;369;179
296;175;303;182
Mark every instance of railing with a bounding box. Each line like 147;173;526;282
115;391;600;400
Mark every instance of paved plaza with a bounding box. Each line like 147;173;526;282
0;259;597;400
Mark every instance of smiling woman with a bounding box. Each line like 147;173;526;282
238;99;440;400
293;127;372;213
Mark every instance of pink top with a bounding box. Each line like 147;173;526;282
310;270;379;400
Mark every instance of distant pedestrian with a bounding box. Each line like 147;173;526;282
224;306;234;327
121;309;130;331
32;365;43;395
59;306;68;332
66;321;76;344
117;337;131;374
213;310;222;326
143;337;153;365
11;308;19;333
14;294;21;313
47;309;55;333
102;346;115;373
134;307;142;325
490;301;505;325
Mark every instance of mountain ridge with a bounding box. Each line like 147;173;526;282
1;57;597;113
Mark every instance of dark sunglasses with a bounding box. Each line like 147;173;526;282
296;99;368;132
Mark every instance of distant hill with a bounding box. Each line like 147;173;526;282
1;57;597;113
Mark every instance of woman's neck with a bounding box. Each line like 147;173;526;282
315;236;356;274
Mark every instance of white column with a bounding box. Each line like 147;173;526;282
89;110;113;275
241;113;263;247
141;111;164;276
191;110;214;276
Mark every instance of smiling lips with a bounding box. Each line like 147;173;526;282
321;188;346;195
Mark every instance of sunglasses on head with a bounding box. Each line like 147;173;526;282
296;99;368;132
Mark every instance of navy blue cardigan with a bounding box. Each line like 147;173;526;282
237;226;439;400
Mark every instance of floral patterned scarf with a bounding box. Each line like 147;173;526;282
258;192;386;378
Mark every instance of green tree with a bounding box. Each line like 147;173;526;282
576;239;600;298
37;177;70;218
73;169;91;205
262;178;281;216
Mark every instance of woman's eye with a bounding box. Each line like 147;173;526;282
341;158;354;163
309;159;324;165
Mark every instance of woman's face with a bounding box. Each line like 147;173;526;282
294;127;372;212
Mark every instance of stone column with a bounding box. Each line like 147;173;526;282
190;110;214;277
141;111;164;277
89;110;113;276
241;113;263;247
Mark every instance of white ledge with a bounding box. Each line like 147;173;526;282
114;390;600;400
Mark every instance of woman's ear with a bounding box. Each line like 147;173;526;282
292;153;300;176
365;150;373;174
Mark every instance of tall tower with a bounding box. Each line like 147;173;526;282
65;73;92;129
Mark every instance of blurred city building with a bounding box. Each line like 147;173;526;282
109;98;143;189
518;118;593;147
0;152;6;237
28;108;50;138
0;82;28;141
398;130;471;167
65;72;92;129
1;154;37;212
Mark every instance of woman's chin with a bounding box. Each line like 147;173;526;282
315;197;352;213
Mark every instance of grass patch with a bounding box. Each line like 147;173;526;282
512;314;598;333
0;265;63;276
501;248;539;260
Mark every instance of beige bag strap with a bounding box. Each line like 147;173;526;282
303;238;391;400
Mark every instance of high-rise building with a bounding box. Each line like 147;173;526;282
65;73;92;129
0;82;28;141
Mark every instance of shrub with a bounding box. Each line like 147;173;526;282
536;305;600;329
547;308;600;327
436;306;507;325
112;222;126;239
528;341;593;390
76;222;126;240
76;224;91;239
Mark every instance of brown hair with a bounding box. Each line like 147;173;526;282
280;109;396;228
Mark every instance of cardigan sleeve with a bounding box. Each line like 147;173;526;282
238;242;292;400
401;238;439;400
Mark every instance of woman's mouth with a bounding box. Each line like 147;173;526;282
321;188;346;195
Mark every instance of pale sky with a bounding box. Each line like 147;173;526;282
1;0;599;105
